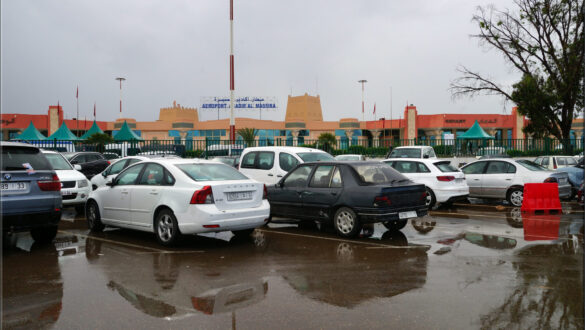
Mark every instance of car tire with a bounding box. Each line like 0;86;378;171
425;188;436;209
30;226;58;244
333;207;361;238
155;209;181;246
383;219;408;232
233;228;255;237
507;187;524;207
86;200;105;232
75;204;85;215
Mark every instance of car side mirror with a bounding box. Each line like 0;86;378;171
105;179;115;187
102;171;108;177
423;155;429;159
275;182;283;188
74;164;82;171
70;160;79;165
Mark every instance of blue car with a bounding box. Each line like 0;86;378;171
555;157;584;199
1;142;62;243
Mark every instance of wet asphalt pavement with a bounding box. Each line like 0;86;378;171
2;202;584;329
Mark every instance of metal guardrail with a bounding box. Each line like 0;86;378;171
10;137;583;158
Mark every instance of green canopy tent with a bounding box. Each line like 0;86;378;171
113;121;143;141
12;121;46;140
47;122;80;140
80;120;105;140
457;120;495;140
456;120;495;155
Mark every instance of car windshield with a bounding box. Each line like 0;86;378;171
516;159;547;171
296;152;335;162
351;163;408;184
176;163;249;181
434;161;458;172
388;148;422;158
2;146;52;171
335;155;360;161
44;153;73;170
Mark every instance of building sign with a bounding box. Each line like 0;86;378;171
201;97;277;110
445;119;465;124
444;118;497;124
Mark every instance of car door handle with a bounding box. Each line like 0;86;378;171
505;178;512;181
121;191;129;195
276;175;283;178
473;179;480;181
267;174;274;177
149;191;159;195
330;192;338;196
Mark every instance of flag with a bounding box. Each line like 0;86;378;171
76;86;78;99
362;102;364;114
373;103;376;115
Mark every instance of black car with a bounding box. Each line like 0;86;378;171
267;161;428;237
63;152;110;179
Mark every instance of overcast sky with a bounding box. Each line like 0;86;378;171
1;0;520;123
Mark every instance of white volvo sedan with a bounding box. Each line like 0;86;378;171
86;158;270;246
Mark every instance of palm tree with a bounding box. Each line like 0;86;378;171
237;128;257;146
318;132;337;152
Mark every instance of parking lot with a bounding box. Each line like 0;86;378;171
3;201;583;329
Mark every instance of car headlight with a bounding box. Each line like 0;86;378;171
78;179;89;188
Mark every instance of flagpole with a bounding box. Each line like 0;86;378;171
390;87;393;144
76;86;79;137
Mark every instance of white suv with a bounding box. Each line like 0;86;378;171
386;146;437;159
42;150;91;214
239;147;334;184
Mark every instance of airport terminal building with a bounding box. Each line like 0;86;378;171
2;93;583;146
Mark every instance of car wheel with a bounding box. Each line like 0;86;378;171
233;228;255;237
507;188;524;207
155;209;181;246
383;219;408;232
30;226;58;244
425;188;436;209
75;204;85;215
333;207;361;238
86;200;105;232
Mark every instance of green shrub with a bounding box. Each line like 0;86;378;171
433;145;455;157
185;150;204;158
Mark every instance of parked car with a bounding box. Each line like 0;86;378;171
267;161;428;238
554;157;584;199
239;146;335;184
461;158;572;206
62;152;110;179
102;152;121;160
334;154;366;161
211;156;240;168
90;156;149;189
42;150;91;213
86;158;270;246
386;146;437;159
475;147;507;159
381;159;469;208
533;155;578;170
1;142;62;242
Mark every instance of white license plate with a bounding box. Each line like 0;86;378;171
1;182;28;192
61;190;73;196
227;191;253;201
399;211;417;219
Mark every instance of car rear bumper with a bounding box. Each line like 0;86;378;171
558;183;572;199
175;200;271;234
356;206;428;223
433;186;470;203
2;210;61;232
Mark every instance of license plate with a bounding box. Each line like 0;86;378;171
227;191;253;201
61;190;73;196
399;211;417;219
1;182;28;192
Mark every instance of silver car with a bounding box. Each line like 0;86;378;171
461;158;571;206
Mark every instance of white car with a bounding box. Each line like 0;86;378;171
239;146;334;184
86;158;270;246
386;146;437;159
533;155;579;170
382;159;469;208
42;150;91;213
90;156;148;189
461;159;572;206
475;147;507;159
334;154;366;161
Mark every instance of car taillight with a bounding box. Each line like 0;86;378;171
263;184;267;199
190;186;214;204
38;174;61;191
436;176;455;182
374;196;391;207
544;177;557;183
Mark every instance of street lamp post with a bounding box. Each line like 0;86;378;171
229;0;236;141
115;77;126;118
358;80;367;122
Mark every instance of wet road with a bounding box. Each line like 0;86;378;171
3;203;584;329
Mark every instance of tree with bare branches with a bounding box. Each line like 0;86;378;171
450;0;584;141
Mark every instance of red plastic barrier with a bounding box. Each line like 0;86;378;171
521;183;562;213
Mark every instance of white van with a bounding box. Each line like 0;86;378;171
239;146;334;184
